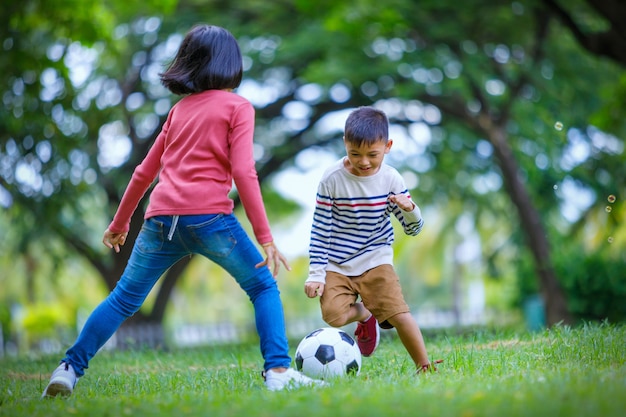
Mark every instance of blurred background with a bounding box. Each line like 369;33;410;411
1;0;624;356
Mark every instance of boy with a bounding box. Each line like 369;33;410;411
304;106;438;373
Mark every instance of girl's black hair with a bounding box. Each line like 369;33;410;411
160;25;243;95
344;106;389;147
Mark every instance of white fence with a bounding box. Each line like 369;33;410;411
1;309;508;357
172;309;493;347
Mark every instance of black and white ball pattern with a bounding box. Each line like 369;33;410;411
295;327;362;379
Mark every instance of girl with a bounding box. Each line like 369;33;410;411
43;24;321;396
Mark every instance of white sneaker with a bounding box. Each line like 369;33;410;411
263;368;326;391
42;362;78;398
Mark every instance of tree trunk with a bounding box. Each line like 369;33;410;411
109;224;192;349
104;203;192;326
484;119;572;326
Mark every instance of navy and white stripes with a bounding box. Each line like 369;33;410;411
307;160;423;283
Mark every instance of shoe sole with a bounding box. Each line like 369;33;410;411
42;382;73;398
371;322;380;355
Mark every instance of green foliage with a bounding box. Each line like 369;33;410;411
6;0;177;42
0;304;10;345
556;250;626;322
19;303;75;349
515;243;626;323
258;186;302;222
1;0;625;329
0;323;624;416
591;72;626;138
514;250;541;303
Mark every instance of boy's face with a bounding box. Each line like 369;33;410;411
343;138;393;177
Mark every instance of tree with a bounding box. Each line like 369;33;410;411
544;0;626;66
1;0;623;330
1;0;180;324
230;0;624;325
542;0;626;138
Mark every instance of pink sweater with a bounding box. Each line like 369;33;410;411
108;89;273;244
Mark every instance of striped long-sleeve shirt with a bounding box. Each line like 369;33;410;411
306;158;423;284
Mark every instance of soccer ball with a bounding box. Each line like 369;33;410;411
295;327;362;379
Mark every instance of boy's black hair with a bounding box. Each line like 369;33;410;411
344;106;389;148
160;25;243;95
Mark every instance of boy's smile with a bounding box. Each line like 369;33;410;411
343;138;393;177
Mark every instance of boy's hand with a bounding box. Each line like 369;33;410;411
103;228;128;253
389;194;415;211
417;359;444;374
304;282;325;298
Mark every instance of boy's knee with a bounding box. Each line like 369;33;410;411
322;312;349;328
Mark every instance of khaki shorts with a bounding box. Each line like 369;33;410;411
320;264;409;329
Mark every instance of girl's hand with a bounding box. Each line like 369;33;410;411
256;242;291;277
103;228;128;253
389;194;415;211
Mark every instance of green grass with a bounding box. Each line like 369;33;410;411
1;322;625;417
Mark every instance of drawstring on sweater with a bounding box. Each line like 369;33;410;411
167;215;179;241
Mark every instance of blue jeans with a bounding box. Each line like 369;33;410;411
63;214;291;376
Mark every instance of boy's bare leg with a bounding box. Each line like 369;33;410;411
325;301;371;327
348;301;371;324
387;312;430;369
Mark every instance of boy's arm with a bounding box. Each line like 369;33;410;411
306;264;327;284
305;221;328;298
390;192;424;236
306;184;332;286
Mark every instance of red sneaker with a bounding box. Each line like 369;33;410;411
354;315;380;357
